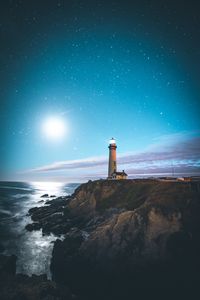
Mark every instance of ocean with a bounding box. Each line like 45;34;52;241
0;181;80;278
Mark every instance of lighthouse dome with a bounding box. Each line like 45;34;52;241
109;138;116;144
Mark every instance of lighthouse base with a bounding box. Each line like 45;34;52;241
108;171;128;180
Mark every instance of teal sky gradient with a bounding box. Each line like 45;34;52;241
0;0;200;181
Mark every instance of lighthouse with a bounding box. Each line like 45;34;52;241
107;138;128;180
108;138;117;178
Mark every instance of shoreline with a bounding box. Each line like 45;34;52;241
1;179;200;299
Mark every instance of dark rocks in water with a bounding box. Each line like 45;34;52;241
26;196;72;235
45;196;70;207
0;255;73;300
28;206;39;214
30;205;63;221
42;214;72;235
50;195;56;198
41;193;49;198
25;222;42;231
37;200;44;203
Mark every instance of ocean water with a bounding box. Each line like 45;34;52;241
0;181;79;278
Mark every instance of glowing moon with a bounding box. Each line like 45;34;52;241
42;117;66;140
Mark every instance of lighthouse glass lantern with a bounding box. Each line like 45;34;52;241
109;138;116;145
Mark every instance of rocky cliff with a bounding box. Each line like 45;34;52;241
27;179;200;298
0;254;72;300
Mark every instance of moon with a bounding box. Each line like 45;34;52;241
42;117;66;140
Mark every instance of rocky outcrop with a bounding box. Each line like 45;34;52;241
0;255;72;300
51;180;200;297
26;179;200;297
41;194;49;198
26;196;72;235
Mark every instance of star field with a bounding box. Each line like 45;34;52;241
0;0;199;180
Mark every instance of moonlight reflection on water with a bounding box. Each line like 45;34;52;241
17;230;57;278
0;181;79;278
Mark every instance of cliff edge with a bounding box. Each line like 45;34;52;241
49;179;200;297
26;179;200;298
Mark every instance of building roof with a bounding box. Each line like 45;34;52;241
112;171;127;176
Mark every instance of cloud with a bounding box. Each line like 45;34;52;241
119;136;200;165
25;156;107;173
21;133;200;178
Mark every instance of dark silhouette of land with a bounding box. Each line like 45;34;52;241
1;179;200;299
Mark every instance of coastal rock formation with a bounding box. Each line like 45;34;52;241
0;254;72;300
26;179;200;297
51;180;200;297
26;196;72;235
40;194;49;198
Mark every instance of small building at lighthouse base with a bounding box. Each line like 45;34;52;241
109;170;128;180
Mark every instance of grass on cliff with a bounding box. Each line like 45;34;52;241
95;180;156;212
95;180;200;214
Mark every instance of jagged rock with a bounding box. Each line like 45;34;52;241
50;179;200;296
23;179;200;297
45;197;69;207
30;206;63;222
38;199;44;203
26;196;72;235
41;194;49;198
25;222;42;231
0;255;73;300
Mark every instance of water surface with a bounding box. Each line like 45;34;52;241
0;181;79;278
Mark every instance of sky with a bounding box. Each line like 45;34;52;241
0;0;200;182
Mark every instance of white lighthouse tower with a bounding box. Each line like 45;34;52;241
107;138;128;180
108;138;117;178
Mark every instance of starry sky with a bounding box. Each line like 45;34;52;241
0;0;200;182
